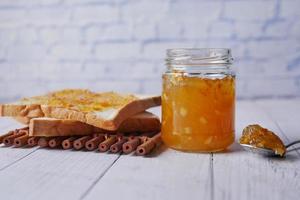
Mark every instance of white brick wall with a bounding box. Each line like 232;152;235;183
73;5;119;25
0;0;300;102
223;1;276;21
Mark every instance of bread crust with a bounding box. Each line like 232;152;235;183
29;112;160;137
0;95;161;131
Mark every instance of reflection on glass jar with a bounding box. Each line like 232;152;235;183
162;48;235;152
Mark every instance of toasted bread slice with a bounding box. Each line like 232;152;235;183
29;111;161;137
0;89;161;130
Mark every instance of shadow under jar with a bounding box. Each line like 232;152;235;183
162;48;235;152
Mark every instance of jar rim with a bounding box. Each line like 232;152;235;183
166;48;233;66
166;47;230;52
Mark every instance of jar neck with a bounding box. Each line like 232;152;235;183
165;48;234;77
167;65;231;73
166;48;233;68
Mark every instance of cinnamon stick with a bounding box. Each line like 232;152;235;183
127;135;136;141
116;133;125;141
125;132;142;141
3;132;27;146
99;136;117;152
49;137;68;148
110;138;128;153
136;134;161;156
38;137;51;148
27;137;39;147
138;132;157;143
18;130;29;135
139;136;150;143
14;135;30;147
16;127;29;131
85;135;105;151
93;133;106;138
104;133;123;141
14;127;29;134
0;131;15;144
62;137;78;149
73;136;92;150
123;137;141;154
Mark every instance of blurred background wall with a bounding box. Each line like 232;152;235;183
0;0;300;102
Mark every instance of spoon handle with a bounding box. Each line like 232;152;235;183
285;140;300;149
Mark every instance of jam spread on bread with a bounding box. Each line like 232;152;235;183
20;89;137;112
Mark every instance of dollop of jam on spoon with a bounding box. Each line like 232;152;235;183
239;124;286;157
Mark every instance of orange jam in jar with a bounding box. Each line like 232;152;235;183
162;48;235;152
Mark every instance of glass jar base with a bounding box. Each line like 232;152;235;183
167;145;228;153
162;135;235;153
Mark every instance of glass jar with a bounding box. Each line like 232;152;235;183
161;48;235;152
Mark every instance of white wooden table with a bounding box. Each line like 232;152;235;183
0;99;299;200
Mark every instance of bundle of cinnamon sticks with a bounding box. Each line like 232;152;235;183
0;127;162;156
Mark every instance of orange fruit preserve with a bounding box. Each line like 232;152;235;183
161;73;235;152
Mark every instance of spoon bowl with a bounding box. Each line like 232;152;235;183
240;144;281;157
240;140;300;157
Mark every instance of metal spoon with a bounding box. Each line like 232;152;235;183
240;140;300;157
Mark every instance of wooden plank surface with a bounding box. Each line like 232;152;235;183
0;149;120;200
213;101;300;200
0;117;37;170
0;100;299;200
84;106;212;200
84;149;212;200
255;99;300;143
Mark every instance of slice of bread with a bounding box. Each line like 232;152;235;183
29;111;161;137
0;89;161;131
